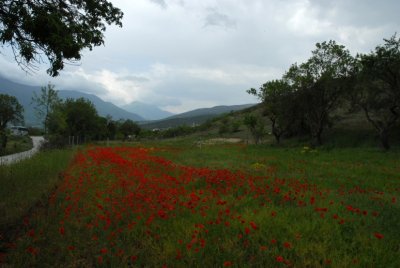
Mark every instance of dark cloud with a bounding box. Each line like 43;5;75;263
308;0;400;27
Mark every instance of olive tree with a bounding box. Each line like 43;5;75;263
248;79;298;144
243;114;265;145
353;35;400;150
284;41;356;146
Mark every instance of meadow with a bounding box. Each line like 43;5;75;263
1;139;399;267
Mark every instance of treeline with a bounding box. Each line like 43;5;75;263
31;84;141;147
248;34;400;150
1;82;208;148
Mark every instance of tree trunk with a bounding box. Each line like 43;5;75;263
271;120;281;144
310;125;323;147
310;134;321;147
273;133;281;144
362;107;393;150
379;129;390;150
1;132;7;150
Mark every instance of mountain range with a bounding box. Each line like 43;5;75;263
122;101;174;121
0;76;143;126
0;76;255;128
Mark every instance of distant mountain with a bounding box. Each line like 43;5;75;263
57;90;144;121
140;104;256;129
122;101;174;120
0;76;143;126
168;104;255;119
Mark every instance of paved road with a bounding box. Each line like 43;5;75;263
0;136;45;165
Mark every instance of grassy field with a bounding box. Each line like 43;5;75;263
0;148;74;264
1;138;399;267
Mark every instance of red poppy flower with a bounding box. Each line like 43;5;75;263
224;261;232;266
374;232;384;239
131;255;138;262
250;221;258;230
283;242;292;249
27;229;35;237
59;226;65;235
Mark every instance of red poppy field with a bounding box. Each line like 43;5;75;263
4;145;400;267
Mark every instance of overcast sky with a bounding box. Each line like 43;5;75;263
0;0;399;113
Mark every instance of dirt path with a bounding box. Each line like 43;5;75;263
197;138;243;146
0;136;45;165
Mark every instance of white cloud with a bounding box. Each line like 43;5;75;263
285;1;332;36
149;0;167;9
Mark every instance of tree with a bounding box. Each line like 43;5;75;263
243;114;265;145
353;34;400;150
0;94;24;150
230;121;241;133
119;119;141;141
218;117;230;135
47;101;68;138
0;0;123;76
63;98;99;142
31;83;60;134
48;98;99;143
248;79;298;144
105;115;117;140
284;41;355;146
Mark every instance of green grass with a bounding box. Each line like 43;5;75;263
0;148;74;232
154;140;400;189
0;135;33;156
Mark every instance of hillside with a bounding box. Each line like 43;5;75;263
175;102;400;149
167;104;255;119
140;104;256;129
140;114;217;130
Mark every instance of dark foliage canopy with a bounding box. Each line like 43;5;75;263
0;93;24;130
0;0;123;76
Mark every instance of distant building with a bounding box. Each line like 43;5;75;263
9;126;29;136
